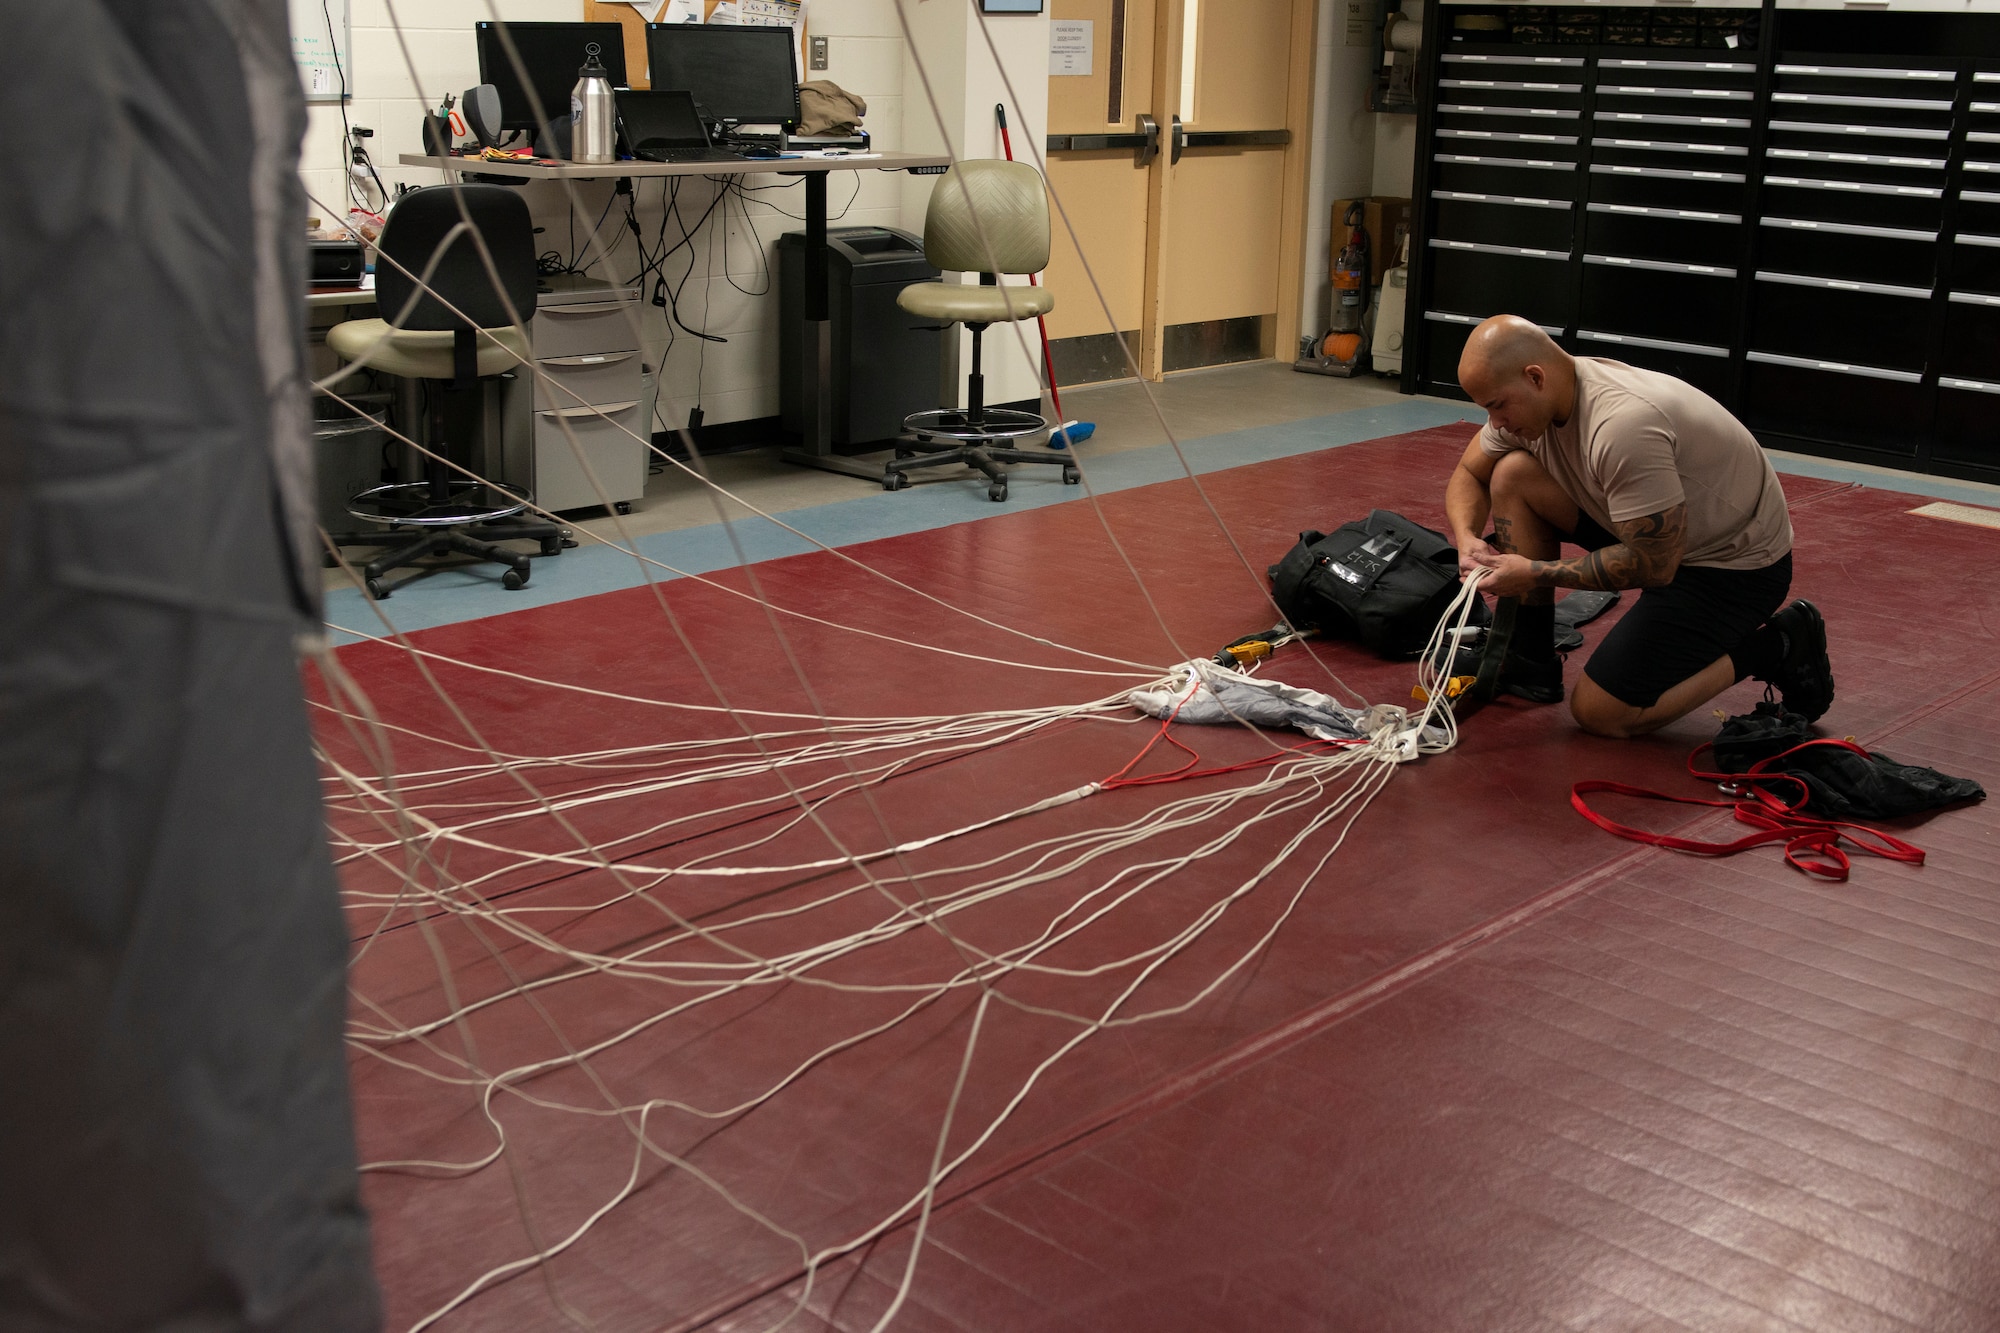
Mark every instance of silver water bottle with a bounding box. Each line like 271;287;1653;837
570;45;617;164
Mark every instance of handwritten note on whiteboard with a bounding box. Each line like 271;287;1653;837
289;0;349;103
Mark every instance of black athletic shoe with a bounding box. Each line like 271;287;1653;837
1498;653;1564;704
1769;599;1834;722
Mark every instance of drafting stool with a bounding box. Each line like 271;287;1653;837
323;184;566;598
887;160;1079;502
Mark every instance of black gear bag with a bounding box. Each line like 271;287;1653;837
1711;701;1986;821
1268;510;1486;657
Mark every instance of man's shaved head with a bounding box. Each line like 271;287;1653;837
1457;313;1576;441
1461;314;1561;384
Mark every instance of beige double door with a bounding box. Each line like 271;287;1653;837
1044;0;1316;384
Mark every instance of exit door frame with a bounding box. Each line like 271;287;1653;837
1134;0;1322;381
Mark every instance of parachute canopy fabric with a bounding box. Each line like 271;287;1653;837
0;3;378;1328
1131;658;1447;749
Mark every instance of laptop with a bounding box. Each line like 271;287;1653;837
615;89;745;163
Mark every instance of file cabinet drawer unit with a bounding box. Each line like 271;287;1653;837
513;282;647;515
1407;2;2000;482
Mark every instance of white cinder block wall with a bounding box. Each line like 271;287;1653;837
299;0;1052;434
1302;0;1381;342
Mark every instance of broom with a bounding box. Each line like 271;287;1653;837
995;103;1096;449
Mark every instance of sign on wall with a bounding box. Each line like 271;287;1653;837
1050;19;1093;76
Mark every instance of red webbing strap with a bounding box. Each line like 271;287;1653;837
1571;739;1927;882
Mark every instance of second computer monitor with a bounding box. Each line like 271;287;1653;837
476;21;629;132
645;24;798;130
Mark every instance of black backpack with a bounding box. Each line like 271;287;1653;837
1269;510;1487;657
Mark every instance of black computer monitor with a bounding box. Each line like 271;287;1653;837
645;24;798;130
475;21;629;133
616;90;712;155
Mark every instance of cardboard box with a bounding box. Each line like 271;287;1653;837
1330;197;1412;286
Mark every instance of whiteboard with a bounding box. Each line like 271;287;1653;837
290;0;351;103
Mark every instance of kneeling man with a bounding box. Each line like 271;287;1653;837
1447;314;1833;738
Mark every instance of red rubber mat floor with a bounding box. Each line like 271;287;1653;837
319;426;2000;1331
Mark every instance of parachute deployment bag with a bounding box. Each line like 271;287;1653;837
1269;510;1483;657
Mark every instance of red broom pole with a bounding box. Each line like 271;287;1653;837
996;103;1066;426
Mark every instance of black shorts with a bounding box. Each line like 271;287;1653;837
1567;513;1793;709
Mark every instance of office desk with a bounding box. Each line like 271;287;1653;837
306;273;375;309
398;151;952;480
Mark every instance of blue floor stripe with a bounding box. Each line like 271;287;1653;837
324;399;1485;644
1763;453;2000;509
323;398;1998;646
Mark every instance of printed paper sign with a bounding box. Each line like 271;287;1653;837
1050;19;1093;76
1344;0;1375;47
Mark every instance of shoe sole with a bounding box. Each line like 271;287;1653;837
1499;679;1564;705
1782;599;1834;721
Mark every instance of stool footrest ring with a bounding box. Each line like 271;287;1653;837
347;479;533;528
901;407;1047;444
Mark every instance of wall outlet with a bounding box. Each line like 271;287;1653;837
809;35;829;71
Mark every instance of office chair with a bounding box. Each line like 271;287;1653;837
323;183;566;598
888;161;1080;502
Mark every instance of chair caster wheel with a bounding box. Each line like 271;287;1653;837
541;537;563;556
614;501;632;516
365;577;389;600
502;569;528;591
988;482;1007;502
883;472;909;491
1062;467;1081;485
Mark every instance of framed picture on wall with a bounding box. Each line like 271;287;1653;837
979;0;1044;11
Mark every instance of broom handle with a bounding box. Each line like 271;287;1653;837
996;104;1066;424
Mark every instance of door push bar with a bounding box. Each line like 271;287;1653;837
1045;114;1158;163
1047;118;1289;166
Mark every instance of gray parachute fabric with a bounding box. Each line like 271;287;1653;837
0;3;379;1328
1130;659;1447;748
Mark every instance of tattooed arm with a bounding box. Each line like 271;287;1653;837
1526;504;1687;590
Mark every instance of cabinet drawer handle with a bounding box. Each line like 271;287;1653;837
1746;350;1921;383
1577;329;1728;357
1771;91;1952;111
1583;253;1736;277
1426;310;1564;336
1430;238;1569;260
1436;190;1571;209
1777;63;1953;81
1590;164;1746;184
542;351;639;368
1760;216;1937;241
1599;138;1748;156
1589;202;1738;222
538;302;637;316
538;400;641;419
1755;270;1932;299
1764;174;1941;199
1603;59;1755;73
1436;153;1575;171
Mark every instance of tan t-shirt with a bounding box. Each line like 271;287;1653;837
1480;357;1792;570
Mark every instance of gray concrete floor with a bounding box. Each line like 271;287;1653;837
321;359;1426;592
575;360;1429;546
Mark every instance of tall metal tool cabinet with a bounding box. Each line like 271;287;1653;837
1404;0;2000;482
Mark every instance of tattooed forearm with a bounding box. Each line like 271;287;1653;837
1526;504;1687;591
